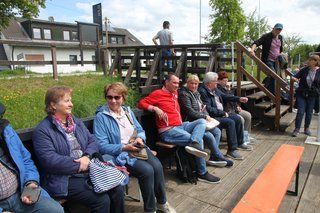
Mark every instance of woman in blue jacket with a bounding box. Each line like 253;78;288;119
0;103;63;213
93;82;175;213
32;86;124;213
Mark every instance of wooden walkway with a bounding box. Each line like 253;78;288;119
125;115;320;213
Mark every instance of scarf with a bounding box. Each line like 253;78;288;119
53;114;74;133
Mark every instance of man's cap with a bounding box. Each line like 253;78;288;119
274;23;283;29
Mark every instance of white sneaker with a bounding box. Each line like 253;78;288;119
157;202;176;213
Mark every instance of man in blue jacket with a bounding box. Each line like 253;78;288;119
0;102;63;213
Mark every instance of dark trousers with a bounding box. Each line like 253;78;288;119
265;60;277;95
127;148;167;212
217;114;244;151
314;95;319;113
67;176;125;213
294;93;317;130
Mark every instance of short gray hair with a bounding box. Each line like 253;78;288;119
203;72;218;85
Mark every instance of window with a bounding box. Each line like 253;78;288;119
69;55;77;62
33;28;41;39
117;37;124;44
92;55;96;61
71;31;78;41
43;29;51;39
110;37;117;44
63;31;70;40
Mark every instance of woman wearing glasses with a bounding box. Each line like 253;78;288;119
32;86;125;213
93;82;175;213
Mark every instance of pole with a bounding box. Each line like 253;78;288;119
258;0;261;37
199;0;202;44
318;95;320;142
231;42;235;85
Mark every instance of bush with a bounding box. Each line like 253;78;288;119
0;75;141;129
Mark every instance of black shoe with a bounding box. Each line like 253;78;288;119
185;143;208;158
226;151;244;160
198;172;221;184
216;155;234;167
237;144;253;151
207;157;227;167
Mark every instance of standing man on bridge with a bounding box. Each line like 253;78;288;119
153;21;175;80
250;23;284;95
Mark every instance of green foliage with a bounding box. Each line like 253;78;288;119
0;0;46;30
0;75;141;129
206;0;246;43
283;33;303;66
242;10;270;47
291;44;319;65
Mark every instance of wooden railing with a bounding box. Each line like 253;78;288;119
105;44;222;91
236;41;294;130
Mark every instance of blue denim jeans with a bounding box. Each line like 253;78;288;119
126;148;166;212
204;127;223;158
0;192;64;213
266;60;276;94
160;118;207;175
161;48;172;69
294;92;317;130
216;114;243;151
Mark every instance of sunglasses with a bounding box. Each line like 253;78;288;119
276;28;282;31
106;95;122;100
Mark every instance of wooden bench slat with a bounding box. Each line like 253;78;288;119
232;144;304;213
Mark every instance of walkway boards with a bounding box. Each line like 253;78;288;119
125;116;320;213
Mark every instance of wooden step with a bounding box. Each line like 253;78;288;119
240;83;258;91
255;101;274;110
264;105;290;118
279;112;296;131
247;91;266;100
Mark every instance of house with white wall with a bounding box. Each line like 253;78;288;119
0;17;144;73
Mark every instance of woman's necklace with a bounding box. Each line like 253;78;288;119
110;108;126;128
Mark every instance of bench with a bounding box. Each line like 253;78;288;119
232;144;304;213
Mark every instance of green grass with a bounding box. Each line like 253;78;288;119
0;74;141;129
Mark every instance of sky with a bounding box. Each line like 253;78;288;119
38;0;319;45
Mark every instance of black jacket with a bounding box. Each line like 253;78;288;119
198;84;240;118
294;67;320;96
178;86;208;122
252;31;283;63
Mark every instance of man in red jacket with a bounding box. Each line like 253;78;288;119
138;73;221;183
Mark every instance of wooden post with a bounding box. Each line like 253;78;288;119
236;42;242;96
102;49;110;76
51;45;58;80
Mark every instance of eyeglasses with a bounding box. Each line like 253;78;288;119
106;95;122;100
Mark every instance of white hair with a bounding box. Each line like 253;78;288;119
203;72;218;85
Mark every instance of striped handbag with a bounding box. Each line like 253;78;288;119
89;158;128;193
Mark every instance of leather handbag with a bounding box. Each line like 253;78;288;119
128;129;148;160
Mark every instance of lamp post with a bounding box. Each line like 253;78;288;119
199;0;202;44
258;0;261;37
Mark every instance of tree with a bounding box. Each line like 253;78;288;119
206;0;246;43
283;33;303;66
242;10;270;47
291;44;318;66
0;0;46;30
